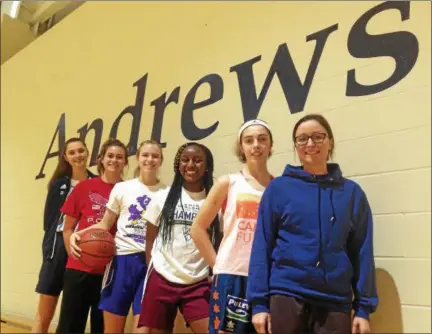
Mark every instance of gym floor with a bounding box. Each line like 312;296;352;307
1;321;30;333
0;313;190;333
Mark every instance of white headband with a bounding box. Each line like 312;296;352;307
238;119;271;140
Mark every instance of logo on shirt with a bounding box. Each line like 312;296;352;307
124;194;152;244
235;193;260;244
128;194;151;225
89;191;109;218
182;226;192;242
174;202;200;243
226;295;250;323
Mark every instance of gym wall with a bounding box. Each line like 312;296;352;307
1;1;430;332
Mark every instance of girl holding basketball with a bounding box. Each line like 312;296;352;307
69;140;167;333
33;138;94;333
191;119;274;334
56;138;128;334
138;142;220;333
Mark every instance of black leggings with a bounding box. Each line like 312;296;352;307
56;269;104;334
270;295;351;334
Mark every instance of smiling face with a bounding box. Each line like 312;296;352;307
100;145;127;174
64;141;89;170
294;120;333;166
240;125;272;163
178;145;207;185
137;143;162;174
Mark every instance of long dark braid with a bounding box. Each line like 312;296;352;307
158;142;221;247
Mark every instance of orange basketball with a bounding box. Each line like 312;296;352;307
78;229;115;269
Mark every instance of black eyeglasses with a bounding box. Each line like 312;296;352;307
295;133;327;146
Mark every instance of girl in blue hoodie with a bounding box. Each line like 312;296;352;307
247;114;378;334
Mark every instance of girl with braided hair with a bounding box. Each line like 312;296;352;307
138;142;220;333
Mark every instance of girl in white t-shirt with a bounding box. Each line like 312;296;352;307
69;140;166;333
191;119;273;334
138;142;220;333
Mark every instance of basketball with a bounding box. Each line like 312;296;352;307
78;229;115;269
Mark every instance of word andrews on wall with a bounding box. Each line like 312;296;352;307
36;1;418;180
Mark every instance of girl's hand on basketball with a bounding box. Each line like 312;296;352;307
70;232;82;259
352;316;370;334
252;312;271;333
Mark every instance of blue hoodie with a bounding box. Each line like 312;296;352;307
246;164;378;320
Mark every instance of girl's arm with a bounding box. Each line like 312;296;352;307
145;223;158;266
247;182;278;333
348;189;378;320
191;176;229;268
70;209;118;257
60;181;84;257
63;215;79;257
81;208;118;233
142;195;165;266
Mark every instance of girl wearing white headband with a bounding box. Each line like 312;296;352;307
191;119;274;333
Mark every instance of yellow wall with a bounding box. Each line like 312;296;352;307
1;1;430;332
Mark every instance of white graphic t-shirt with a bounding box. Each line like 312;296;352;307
144;187;208;284
106;178;167;255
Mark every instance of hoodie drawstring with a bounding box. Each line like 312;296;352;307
330;189;336;224
317;185;337;284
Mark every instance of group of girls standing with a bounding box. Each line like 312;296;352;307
32;113;378;334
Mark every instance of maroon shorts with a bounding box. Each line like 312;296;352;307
138;267;211;331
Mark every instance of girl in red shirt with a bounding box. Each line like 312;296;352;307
56;138;128;334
